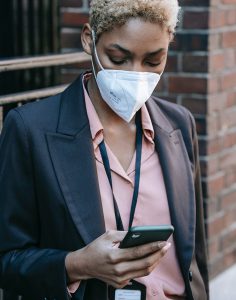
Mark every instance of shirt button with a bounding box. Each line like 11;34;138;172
189;270;193;282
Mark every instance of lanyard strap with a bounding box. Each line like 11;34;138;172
99;111;143;230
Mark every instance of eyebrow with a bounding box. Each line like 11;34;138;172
107;44;166;57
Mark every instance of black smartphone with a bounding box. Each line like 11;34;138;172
119;225;174;249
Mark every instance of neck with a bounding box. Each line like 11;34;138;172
87;75;136;129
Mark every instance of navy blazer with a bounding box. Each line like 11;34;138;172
0;74;208;300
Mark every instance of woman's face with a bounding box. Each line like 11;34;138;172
89;18;171;75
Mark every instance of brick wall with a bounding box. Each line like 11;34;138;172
60;0;91;83
161;0;236;278
60;0;236;279
207;0;236;277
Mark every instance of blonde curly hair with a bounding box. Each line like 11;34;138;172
90;0;180;39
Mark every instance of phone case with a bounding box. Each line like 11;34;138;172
119;225;174;248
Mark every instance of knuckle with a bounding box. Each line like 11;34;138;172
145;266;153;276
150;242;159;252
144;258;153;269
113;265;124;277
114;278;127;289
132;246;142;258
107;251;116;263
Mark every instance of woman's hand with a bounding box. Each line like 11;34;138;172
65;230;171;289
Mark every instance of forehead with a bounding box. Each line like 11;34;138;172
96;18;170;52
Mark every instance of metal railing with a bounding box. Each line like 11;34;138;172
0;52;90;130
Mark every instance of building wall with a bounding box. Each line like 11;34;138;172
207;0;236;277
60;0;236;279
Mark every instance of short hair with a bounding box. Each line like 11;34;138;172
89;0;180;39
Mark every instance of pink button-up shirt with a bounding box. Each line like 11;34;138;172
69;74;186;299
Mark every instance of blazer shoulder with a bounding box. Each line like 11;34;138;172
149;96;195;131
12;93;62;133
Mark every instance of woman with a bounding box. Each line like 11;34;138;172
0;0;209;299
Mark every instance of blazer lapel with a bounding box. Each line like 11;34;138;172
147;99;195;277
46;74;105;245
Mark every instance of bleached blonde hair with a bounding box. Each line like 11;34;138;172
90;0;180;39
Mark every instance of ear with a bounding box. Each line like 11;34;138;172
81;23;93;55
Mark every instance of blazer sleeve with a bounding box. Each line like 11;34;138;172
0;109;69;300
189;112;209;297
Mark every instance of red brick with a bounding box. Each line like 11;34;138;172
221;227;236;249
183;11;209;29
208;211;225;237
195;116;207;135
222;0;236;4
179;0;210;6
62;12;89;27
208;114;220;137
182;97;207;114
220;148;236;169
207;198;220;216
226;9;236;25
221;189;236;209
169;76;207;94
209;257;225;279
224;169;236;187
224;49;236;69
208;237;221;258
61;30;82;50
208;76;221;94
223;248;236;270
208;93;227;112
221;71;236;90
209;9;226;28
224;208;236;227
209;33;221;50
207;137;222;155
222;30;236;48
171;33;208;51
220;107;236;129
226;91;236;107
205;172;225;198
222;130;236;148
209;52;225;72
207;157;220;175
182;54;208;73
165;55;178;72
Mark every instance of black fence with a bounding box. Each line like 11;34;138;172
0;0;60;119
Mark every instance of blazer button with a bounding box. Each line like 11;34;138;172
189;270;193;282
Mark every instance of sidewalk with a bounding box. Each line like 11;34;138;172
210;264;236;299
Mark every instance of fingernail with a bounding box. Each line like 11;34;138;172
163;242;171;251
157;241;167;248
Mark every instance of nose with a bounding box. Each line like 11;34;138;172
129;61;146;73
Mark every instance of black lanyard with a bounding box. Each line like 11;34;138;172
98;111;142;231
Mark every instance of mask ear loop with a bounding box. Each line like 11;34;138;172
91;30;104;79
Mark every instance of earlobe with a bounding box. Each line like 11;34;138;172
81;23;93;55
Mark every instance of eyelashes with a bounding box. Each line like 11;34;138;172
109;57;162;67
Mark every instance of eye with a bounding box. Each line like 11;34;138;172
109;58;128;65
146;62;161;67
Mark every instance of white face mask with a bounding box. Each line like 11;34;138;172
91;31;162;122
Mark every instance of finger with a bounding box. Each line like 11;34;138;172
117;240;168;262
110;242;171;280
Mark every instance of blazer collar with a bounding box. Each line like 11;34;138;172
47;73;106;246
147;98;195;277
57;73;89;136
